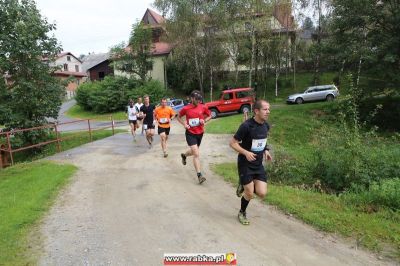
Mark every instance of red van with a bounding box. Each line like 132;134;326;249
205;88;255;118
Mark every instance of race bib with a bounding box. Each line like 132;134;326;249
251;138;267;152
143;124;148;130
188;118;200;127
159;118;168;124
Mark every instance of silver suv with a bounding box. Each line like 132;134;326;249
286;85;339;104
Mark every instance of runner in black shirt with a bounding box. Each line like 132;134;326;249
229;100;272;225
139;95;156;148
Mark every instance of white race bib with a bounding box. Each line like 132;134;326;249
251;138;267;152
159;118;168;124
143;124;148;130
188;118;200;127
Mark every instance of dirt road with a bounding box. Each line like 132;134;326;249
37;122;392;265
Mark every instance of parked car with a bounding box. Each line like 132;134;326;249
167;98;185;112
205;88;255;118
286;85;339;104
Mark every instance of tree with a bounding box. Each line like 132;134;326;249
0;0;64;142
111;21;153;82
328;0;400;94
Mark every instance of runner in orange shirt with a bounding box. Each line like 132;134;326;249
154;98;176;157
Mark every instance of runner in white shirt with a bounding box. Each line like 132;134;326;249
127;99;139;141
134;97;144;135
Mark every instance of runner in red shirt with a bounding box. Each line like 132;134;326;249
177;90;211;184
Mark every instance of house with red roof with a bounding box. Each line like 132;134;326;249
51;52;87;98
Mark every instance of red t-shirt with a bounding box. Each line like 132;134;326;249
179;103;211;135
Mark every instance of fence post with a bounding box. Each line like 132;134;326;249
87;119;92;142
7;132;14;166
54;124;61;152
111;115;115;136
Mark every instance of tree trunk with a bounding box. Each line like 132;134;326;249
210;67;213;101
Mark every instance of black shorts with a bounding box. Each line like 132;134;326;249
238;164;267;186
158;127;170;135
143;123;155;130
137;117;143;121
129;120;137;125
185;131;203;147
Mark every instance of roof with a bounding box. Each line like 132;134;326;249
57;52;82;63
124;42;172;56
151;42;172;56
53;70;87;77
142;8;165;25
273;4;294;29
223;87;253;93
81;53;110;72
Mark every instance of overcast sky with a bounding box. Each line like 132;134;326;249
35;0;157;56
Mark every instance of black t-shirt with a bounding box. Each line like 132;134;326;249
140;104;155;125
234;118;270;169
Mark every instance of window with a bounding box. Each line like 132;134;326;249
67;56;71;61
75;65;79;72
223;93;233;100
99;72;105;80
63;64;68;71
237;91;249;98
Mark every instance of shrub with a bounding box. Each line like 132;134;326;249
75;77;165;113
342;178;400;211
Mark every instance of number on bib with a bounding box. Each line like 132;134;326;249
159;118;168;124
251;138;267;152
188;118;200;127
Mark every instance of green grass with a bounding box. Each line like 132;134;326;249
212;162;400;259
66;105;126;121
0;161;77;265
206;101;332;159
12;129;126;163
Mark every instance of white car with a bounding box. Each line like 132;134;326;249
287;85;339;104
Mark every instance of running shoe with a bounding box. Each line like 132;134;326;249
238;210;249;225
198;174;206;184
236;183;244;197
181;153;187;165
163;152;168;158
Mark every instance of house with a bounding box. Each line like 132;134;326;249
116;6;295;87
51;52;87;98
114;8;172;88
81;53;113;81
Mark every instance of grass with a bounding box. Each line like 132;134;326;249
11;129;126;163
207;102;400;259
66;105;126;121
0;161;77;265
212;162;400;259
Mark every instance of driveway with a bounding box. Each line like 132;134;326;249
52;99;127;132
35;121;391;265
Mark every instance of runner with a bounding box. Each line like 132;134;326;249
127;99;139;142
177;90;211;184
154;98;176;158
135;97;144;135
229;99;272;225
139;95;156;148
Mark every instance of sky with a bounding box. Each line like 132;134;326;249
35;0;157;56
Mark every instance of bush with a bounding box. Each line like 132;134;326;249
359;96;400;131
266;149;313;186
75;77;165;113
342;178;400;211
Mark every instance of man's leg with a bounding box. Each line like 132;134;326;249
238;180;254;225
160;132;167;156
253;180;268;199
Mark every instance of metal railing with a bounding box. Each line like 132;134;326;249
0;117;123;168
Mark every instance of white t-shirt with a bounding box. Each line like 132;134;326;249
127;106;138;120
134;103;143;113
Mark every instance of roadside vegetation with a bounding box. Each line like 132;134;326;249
208;91;400;259
0;161;77;265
